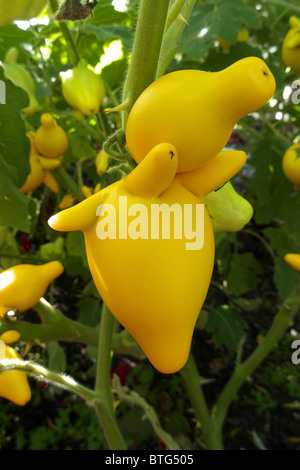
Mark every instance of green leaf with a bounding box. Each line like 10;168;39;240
211;0;262;41
0;67;30;184
47;341;67;373
0;226;21;269
0;25;34;62
77;296;101;327
227;252;263;296
68;134;96;161
85;25;132;50
261;228;299;299
178;3;214;60
101;57;128;90
206;305;246;351
0;157;30;232
273;253;298;300
39;237;65;261
250;136;300;232
89;0;129;26
179;0;262;60
78;34;105;68
65;231;88;267
0;67;31;231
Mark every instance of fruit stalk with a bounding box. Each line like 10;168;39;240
94;303;127;450
49;0;80;66
121;0;171;126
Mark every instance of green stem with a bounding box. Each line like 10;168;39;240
0;358;96;402
97;108;111;138
0;298;99;346
112;375;181;450
94;303;127;450
242;228;276;260
34;297;62;323
95;304;115;409
266;0;300;14
260;111;292;145
165;0;188;30
211;278;300;446
121;0;171;127
0;299;144;357
157;0;196;78
180;354;217;449
55;166;85;201
49;0;80;66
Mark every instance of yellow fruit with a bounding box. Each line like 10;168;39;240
237;28;249;43
0;345;31;406
284;253;300;271
0;330;21;344
61;59;106;116
81;185;93;199
34;114;68;159
125;57;275;173
20;132;47;194
282;16;300;76
38;155;63;171
20;132;60;194
59;193;76;210
0;0;46;24
20;152;46;193
0;261;64;318
95;149;109;175
48;148;246;374
282;143;300;186
43;172;59;193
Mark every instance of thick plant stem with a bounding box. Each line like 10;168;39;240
180;354;218;449
0;299;144;356
55;166;85;201
0;298;99;345
94;303;127;450
211;279;300;448
121;0;171;127
0;358;96;402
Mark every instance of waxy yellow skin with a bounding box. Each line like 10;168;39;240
20;132;60;194
282;16;300;76
49;147;246;373
282;143;300;186
0;345;31;406
0;261;64;319
34;114;68;159
126;57;275;173
284;253;300;271
62;59;106;117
